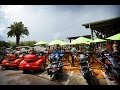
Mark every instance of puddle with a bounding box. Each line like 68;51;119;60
6;73;19;77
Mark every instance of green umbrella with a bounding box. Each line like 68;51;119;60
84;41;91;45
90;38;106;43
34;41;48;45
106;33;120;40
49;40;64;45
71;36;91;44
60;41;70;46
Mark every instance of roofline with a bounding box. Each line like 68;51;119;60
67;35;91;39
82;17;120;27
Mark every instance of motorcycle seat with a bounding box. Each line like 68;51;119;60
81;68;90;74
113;56;120;59
51;61;58;64
80;60;88;64
113;65;120;70
81;66;89;69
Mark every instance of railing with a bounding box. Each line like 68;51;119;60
47;51;98;67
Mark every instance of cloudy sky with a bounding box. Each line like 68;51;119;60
0;5;120;42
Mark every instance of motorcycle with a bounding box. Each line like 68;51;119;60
111;51;120;62
47;51;64;80
79;51;94;85
98;50;120;83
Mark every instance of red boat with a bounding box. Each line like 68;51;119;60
19;53;48;73
1;54;24;69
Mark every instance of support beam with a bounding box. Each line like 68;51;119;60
89;24;94;40
70;39;71;43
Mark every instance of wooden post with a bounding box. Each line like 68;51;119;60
89;24;93;40
70;39;71;43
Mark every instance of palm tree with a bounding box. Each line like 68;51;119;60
7;22;29;46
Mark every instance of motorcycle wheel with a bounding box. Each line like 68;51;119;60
84;73;93;85
51;73;59;81
114;77;120;84
104;65;114;80
59;67;63;73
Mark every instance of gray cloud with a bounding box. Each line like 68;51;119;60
0;5;120;42
0;7;9;41
0;35;3;40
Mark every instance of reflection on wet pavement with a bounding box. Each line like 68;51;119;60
0;58;117;85
0;69;60;85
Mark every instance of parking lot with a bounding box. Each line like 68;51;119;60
0;54;118;85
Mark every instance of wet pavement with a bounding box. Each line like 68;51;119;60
0;59;118;85
0;65;88;85
0;69;60;85
37;70;88;85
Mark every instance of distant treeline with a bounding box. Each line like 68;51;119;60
0;41;10;48
0;40;37;48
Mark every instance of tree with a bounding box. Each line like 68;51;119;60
7;22;29;46
20;40;37;46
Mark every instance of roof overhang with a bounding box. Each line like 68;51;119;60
67;35;91;39
82;17;120;37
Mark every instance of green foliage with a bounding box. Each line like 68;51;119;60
8;41;16;48
8;40;37;47
0;41;10;48
20;40;37;47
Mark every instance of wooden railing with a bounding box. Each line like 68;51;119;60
47;51;98;67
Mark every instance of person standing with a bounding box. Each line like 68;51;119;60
106;42;112;53
70;45;77;67
112;41;118;52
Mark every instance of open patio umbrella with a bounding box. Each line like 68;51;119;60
84;41;91;45
49;40;64;45
60;41;70;46
71;36;91;45
90;38;106;43
34;41;48;45
106;33;120;40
